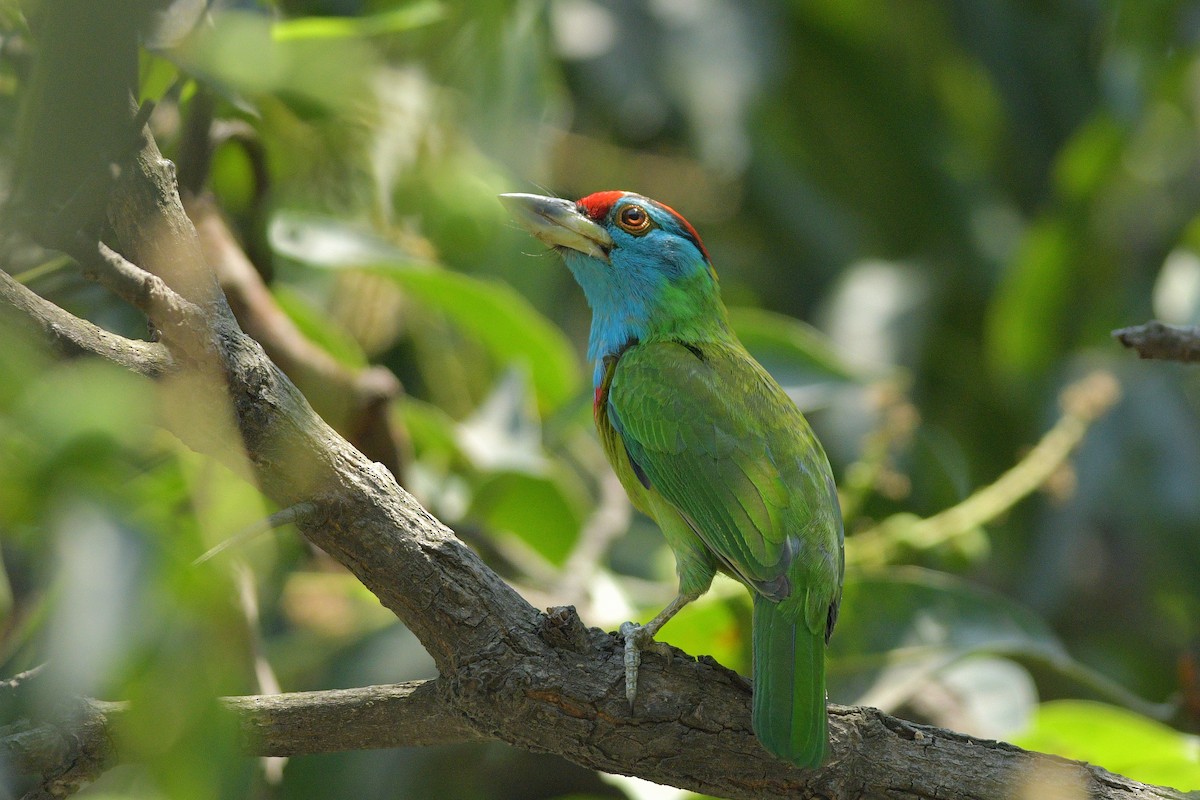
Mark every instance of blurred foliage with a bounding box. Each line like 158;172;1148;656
2;0;1200;797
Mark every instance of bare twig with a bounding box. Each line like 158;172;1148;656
193;502;317;565
850;371;1121;567
0;266;172;376
71;240;209;341
0;664;46;696
1114;321;1200;364
2;682;482;781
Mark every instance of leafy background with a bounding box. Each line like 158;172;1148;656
2;0;1200;798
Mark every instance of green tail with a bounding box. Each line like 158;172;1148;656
751;593;828;768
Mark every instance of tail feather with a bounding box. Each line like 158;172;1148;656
751;593;828;768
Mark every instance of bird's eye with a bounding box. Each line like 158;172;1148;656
617;205;652;235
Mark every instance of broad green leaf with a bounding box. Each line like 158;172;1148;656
268;211;582;410
655;577;749;673
392;270;581;410
273;284;369;369
728;307;862;400
174;446;271;564
139;51;181;103
828;567;1065;706
468;471;586;566
15;360;155;453
1014;701;1200;790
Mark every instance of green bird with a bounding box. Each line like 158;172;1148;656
501;190;844;768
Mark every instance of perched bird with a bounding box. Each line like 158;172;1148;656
501;190;844;768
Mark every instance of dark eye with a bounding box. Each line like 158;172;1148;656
617;205;651;235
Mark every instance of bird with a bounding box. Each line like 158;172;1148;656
500;190;844;768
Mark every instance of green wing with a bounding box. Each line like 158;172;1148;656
607;339;843;633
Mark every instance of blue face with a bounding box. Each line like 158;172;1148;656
563;194;714;377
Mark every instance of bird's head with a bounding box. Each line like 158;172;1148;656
501;191;726;368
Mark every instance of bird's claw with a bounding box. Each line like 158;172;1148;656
619;620;672;712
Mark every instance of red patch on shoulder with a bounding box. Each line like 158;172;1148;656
576;191;627;221
593;385;605;416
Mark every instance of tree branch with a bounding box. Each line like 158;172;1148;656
0;265;172;376
2;680;482;786
1114;321;1200;363
185;192;408;479
3;675;1188;800
1;112;1192;800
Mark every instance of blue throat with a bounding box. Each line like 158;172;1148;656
562;250;656;387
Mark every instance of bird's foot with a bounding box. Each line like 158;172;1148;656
619;620;673;712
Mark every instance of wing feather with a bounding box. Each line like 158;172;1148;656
607;339;842;626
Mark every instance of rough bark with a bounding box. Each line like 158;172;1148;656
1114;321;1200;364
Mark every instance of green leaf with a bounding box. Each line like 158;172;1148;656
15;360;156;453
389;269;581;410
139;51;181;103
170;10;376;115
272;2;446;41
468;471;585;566
1014;701;1200;790
655;577;749;673
272;284;369;369
268;211;582;411
727;307;862;401
401;398;465;465
985;219;1076;380
827;567;1065;706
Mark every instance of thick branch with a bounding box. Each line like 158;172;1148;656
71;240;211;350
231;680;484;754
3;676;1187;800
185;192;407;479
1114;321;1200;363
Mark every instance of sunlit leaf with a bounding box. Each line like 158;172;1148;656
272;2;446;41
469;470;586;566
655;578;749;674
387;269;582;410
269;211;582;410
138;51;181;103
1014;701;1200;790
